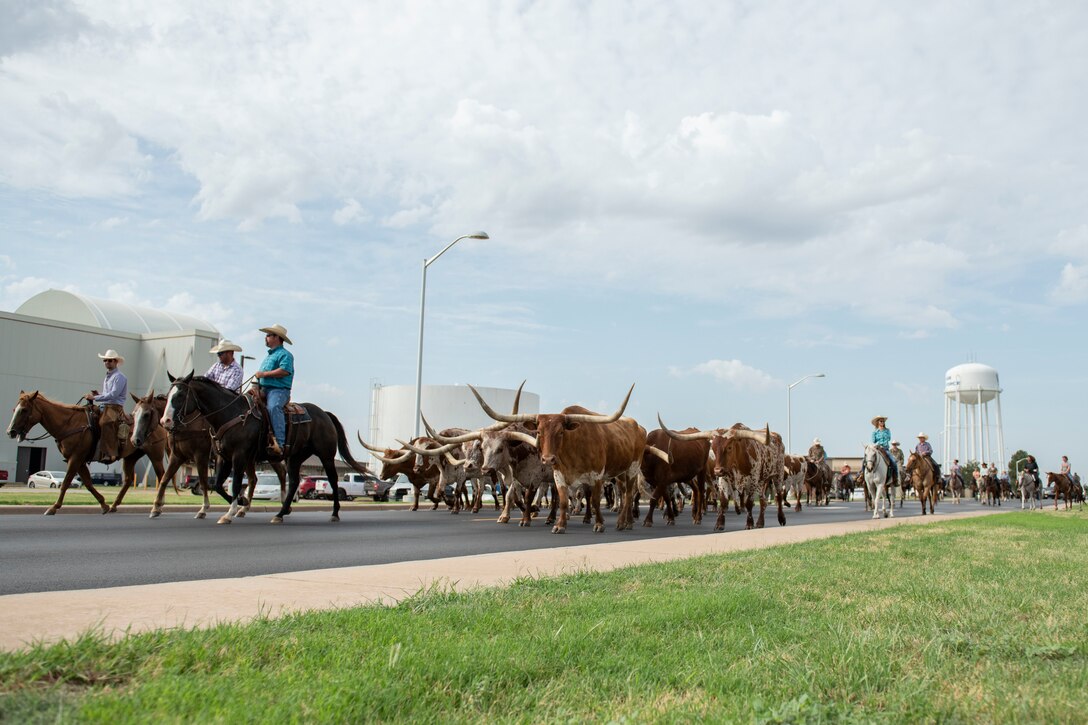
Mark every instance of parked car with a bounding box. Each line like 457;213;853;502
250;472;285;500
315;474;370;501
27;470;82;488
389;475;414;501
1041;482;1055;499
90;472;123;487
296;476;326;501
365;475;394;502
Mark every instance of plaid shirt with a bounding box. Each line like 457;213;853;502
204;361;243;392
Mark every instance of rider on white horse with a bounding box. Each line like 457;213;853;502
870;416;897;482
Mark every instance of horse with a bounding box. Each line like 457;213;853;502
1046;472;1078;510
803;459;832;507
944;472;964;503
904;453;939;515
862;444;895;519
6;390;167;515
162;372;369;524
980;474;1001;506
130;391;285;519
1018;470;1038;510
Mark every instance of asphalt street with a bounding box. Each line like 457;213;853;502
0;497;1000;595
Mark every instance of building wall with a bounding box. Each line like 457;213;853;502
0;310;218;483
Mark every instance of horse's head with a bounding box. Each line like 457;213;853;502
131;390;164;447
7;391;41;441
162;371;197;431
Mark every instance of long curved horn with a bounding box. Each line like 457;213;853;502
357;432;392;454
645;444;671;464
511;380;525;414
469;384;536;424
726;426;773;444
657;413;714;441
427;416;484;445
565;383;635;424
397;439;459;457
500;430;538;448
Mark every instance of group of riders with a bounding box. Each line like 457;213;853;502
85;324;295;463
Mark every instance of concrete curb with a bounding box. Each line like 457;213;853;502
0;508;1003;652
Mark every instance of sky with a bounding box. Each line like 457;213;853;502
1;1;1085;474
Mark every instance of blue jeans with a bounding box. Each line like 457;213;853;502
265;387;290;446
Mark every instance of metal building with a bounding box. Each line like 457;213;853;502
366;383;540;460
1;289;220;483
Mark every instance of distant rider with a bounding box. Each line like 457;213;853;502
870;416;897;480
807;438;827;464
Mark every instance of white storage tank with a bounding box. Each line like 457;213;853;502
366;384;540;455
944;363;1000;404
942;362;1005;472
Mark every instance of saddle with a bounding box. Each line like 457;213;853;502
246;386;311;456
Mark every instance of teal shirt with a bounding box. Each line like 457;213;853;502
258;346;293;389
871;428;891;450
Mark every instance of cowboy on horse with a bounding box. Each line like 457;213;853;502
913;432;940;480
84;349;130;463
870;415;897;482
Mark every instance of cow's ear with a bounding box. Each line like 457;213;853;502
563;420;580;431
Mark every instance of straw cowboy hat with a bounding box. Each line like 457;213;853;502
259;324;292;345
209;339;243;354
917;432;929;440
97;349;125;364
812;438;821;445
890;440;900;446
871;416;888;426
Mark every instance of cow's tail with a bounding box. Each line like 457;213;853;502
329;412;370;475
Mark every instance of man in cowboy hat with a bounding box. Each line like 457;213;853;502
254;324;293;456
85;349;129;463
889;439;905;473
914;432;939;477
205;339;244;393
807;437;826;464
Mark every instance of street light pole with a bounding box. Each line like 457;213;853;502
413;231;489;438
787;373;826;454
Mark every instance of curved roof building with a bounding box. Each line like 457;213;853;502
16;289;216;334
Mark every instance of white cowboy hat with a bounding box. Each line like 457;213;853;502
871;416;888;426
259;324;292;345
917;432;928;440
209;339;243;354
97;349;125;364
812;438;821;445
890;440;900;446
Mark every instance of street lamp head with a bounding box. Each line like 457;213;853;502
467;231;489;240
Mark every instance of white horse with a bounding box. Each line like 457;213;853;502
863;444;895;519
1019;470;1038;510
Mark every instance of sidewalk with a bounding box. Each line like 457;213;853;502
0;509;1000;652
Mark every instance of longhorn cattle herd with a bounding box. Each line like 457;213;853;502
6;380;1083;527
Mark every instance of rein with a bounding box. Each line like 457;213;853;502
15;401;93;443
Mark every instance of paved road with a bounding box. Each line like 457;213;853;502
0;498;995;595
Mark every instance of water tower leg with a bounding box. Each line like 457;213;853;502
995;392;1006;474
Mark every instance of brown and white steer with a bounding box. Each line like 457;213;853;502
783;455;806;512
356;435;442;510
660;418;786;531
470;384;646;534
400;427;499;514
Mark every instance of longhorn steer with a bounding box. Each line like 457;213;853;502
400;428;499;514
659;417;786;531
640;428;709;527
470;384;645;534
783;455;806;512
357;435;442;510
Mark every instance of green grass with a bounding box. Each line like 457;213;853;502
2;511;1086;723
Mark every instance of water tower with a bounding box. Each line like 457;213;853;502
942;363;1005;472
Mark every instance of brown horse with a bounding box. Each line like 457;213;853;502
1046;472;1077;510
904;453;939;515
6;390;167;515
130;392;285;519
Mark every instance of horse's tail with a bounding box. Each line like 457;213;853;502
328;412;370;475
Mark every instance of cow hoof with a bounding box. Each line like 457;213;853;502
270;516;283;524
44;508;57;516
594;524;605;533
450;510;459;515
330;515;340;523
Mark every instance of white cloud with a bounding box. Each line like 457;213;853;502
1051;226;1088;260
332;199;369;226
1051;263;1088;304
672;359;781;392
98;216;128;229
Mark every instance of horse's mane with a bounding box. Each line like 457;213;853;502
22;391;86;412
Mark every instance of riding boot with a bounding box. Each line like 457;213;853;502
266;438;284;460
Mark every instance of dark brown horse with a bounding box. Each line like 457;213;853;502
1046;472;1078;510
163;372;368;524
904;453;939;515
130;392;285;519
6;391;167;515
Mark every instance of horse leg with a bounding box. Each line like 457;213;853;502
216;456;246;524
237;463;258;518
107;457;137;512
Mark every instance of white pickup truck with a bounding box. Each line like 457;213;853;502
315;474;365;501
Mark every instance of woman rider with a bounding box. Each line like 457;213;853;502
870;416;897;480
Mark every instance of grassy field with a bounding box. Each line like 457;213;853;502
2;511;1085;723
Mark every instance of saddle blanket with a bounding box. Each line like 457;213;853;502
285;403;310;424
